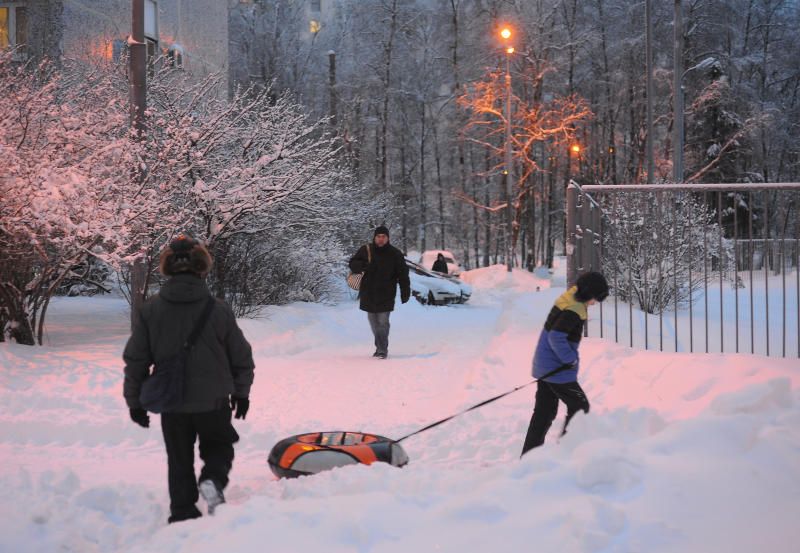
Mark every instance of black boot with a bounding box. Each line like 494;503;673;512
167;505;202;524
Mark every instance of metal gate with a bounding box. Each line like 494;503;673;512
566;182;800;358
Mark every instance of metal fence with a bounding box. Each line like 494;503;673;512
566;182;800;358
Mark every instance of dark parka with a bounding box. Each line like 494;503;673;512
349;243;411;313
123;273;255;412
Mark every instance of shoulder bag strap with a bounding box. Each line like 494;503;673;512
183;296;216;350
367;243;372;264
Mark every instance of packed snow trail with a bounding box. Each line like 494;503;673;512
0;266;798;552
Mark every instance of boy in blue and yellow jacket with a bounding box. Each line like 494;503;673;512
521;271;609;456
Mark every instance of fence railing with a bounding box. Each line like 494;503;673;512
566;182;800;358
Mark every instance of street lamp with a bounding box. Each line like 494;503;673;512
673;55;717;183
500;25;514;272
569;143;582;181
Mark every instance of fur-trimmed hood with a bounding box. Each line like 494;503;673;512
159;238;213;278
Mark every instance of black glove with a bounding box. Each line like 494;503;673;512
401;292;410;304
129;407;150;428
231;396;250;420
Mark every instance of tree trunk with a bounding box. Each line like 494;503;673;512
379;0;399;190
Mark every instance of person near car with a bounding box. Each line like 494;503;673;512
123;234;255;523
432;253;449;274
520;271;609;457
348;225;411;359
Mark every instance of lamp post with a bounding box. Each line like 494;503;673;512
674;0;717;189
672;0;683;183
500;26;514;272
564;142;581;262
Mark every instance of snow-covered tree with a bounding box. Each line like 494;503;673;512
0;53;135;345
458;70;593;257
600;191;734;313
121;64;385;314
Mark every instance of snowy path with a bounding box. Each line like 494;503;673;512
1;267;799;552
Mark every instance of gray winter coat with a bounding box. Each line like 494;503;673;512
123;273;255;412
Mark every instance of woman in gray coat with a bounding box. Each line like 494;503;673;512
123;235;255;523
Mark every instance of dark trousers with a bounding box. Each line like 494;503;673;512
367;311;391;354
521;380;590;456
161;407;239;520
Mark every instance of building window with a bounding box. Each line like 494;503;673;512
144;0;158;40
0;3;27;53
310;20;321;34
144;0;158;74
112;38;127;63
311;0;321;12
145;37;157;77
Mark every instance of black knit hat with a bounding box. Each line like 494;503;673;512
574;271;609;302
374;225;390;238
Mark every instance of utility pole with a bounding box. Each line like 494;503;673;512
129;0;147;328
673;0;684;183
645;0;654;183
328;50;337;129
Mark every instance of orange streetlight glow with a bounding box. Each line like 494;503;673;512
571;144;581;154
500;27;512;40
506;47;515;54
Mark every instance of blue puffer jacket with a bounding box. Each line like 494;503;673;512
531;287;587;384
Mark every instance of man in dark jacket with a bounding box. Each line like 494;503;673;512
432;253;449;274
123;234;255;524
520;271;608;457
348;225;411;359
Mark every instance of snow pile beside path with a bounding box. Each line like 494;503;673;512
460;264;550;294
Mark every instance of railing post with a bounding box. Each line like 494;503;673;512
591;200;602;271
566;182;578;287
580;193;592;273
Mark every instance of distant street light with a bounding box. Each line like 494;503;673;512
499;25;515;272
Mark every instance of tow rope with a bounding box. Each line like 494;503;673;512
394;363;574;443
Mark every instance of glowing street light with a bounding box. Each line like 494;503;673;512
570;144;581;154
500;27;512;40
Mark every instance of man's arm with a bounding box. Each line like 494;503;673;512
122;312;153;409
546;310;582;365
348;245;370;274
398;252;411;302
224;306;255;399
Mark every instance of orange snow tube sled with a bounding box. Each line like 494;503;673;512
268;431;409;478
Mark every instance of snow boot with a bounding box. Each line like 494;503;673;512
198;479;225;515
167;505;202;524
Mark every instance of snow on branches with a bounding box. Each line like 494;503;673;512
0;53;135;344
129;67;374;313
1;53;378;343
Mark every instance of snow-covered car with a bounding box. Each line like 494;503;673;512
406;259;472;305
419;250;462;276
